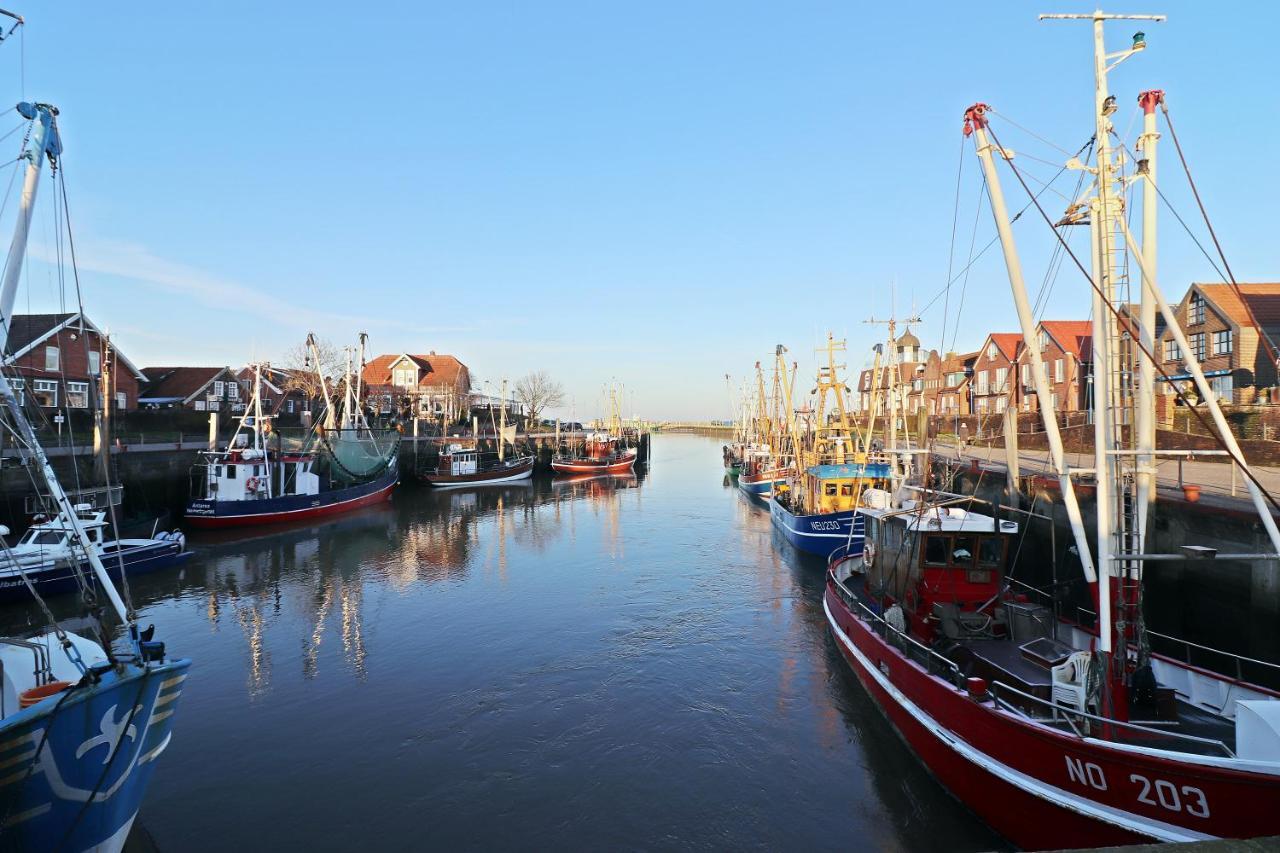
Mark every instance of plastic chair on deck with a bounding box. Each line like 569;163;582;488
1051;651;1093;716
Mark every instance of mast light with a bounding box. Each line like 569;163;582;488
1132;31;1146;49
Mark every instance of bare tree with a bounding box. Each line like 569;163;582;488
279;336;346;401
514;371;566;427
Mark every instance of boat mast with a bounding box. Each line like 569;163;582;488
1041;8;1164;717
253;362;273;498
0;102;131;626
1135;88;1163;550
963;105;1098;593
499;377;507;462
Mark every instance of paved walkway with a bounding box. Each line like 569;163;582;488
934;437;1280;515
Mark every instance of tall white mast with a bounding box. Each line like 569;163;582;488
1040;10;1163;712
1135;89;1163;549
0;103;132;626
964;103;1097;588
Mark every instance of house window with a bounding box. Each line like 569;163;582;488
194;400;207;411
1051;391;1059;409
33;379;57;407
1020;364;1030;386
44;346;59;371
8;377;24;404
1165;339;1182;362
1212;329;1233;356
228;382;240;400
88;350;100;375
393;367;416;388
987;343;997;359
995;397;1007;413
1038;329;1049;350
995;367;1008;391
1189;332;1207;361
975;372;989;395
1189;293;1206;325
1209;374;1234;402
1054;359;1064;383
66;381;90;409
287;399;295;414
115;391;127;410
213;380;225;397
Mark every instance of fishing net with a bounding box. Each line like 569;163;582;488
320;427;400;480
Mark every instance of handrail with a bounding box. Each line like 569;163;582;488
988;681;1236;758
831;573;964;684
1146;629;1280;676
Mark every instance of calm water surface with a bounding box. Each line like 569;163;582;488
50;435;1003;850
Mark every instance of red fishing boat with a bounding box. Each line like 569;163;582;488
550;433;637;475
823;11;1280;848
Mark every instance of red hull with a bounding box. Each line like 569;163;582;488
185;479;396;529
823;577;1280;849
550;453;636;475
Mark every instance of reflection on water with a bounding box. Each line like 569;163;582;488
9;439;1003;851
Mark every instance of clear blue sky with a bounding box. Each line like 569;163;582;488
6;1;1278;420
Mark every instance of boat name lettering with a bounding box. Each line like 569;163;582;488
1064;756;1107;791
811;520;842;531
1130;774;1209;818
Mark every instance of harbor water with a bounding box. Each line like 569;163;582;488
7;434;1001;851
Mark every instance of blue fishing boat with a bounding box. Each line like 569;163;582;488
767;335;889;559
0;96;191;852
0;507;190;602
769;463;883;557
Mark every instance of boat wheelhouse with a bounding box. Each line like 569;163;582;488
0;504;189;601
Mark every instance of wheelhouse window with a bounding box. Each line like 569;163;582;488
979;537;1004;566
66;381;89;409
840;483;853;497
824;483;837;497
951;536;975;567
924;535;949;565
226;464;237;479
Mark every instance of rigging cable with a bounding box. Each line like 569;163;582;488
984;120;1280;516
1160;101;1280;369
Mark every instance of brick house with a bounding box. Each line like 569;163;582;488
235;365;317;419
139;366;241;411
1013;320;1092;413
1156;283;1280;404
936;350;978;416
857;330;930;415
1;312;144;411
970;333;1022;415
361;352;472;420
905;349;943;415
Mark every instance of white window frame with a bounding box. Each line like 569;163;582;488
115;391;127;410
66;381;90;409
228;382;240;400
1054;359;1064;383
88;350;100;375
213;380;225;397
44;346;59;371
33;379;57;407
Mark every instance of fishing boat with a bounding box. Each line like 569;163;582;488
0;505;189;602
0;92;190;852
422;444;535;487
551;433;637;475
422;379;535;487
186;355;399;528
738;348;797;497
825;12;1280;847
769;334;890;557
553;388;638;475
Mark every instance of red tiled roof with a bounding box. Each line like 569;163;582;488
1195;283;1280;329
983;333;1023;360
140;366;230;401
362;353;469;390
1038;320;1093;358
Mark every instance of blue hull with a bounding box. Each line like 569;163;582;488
737;477;782;496
768;498;866;558
0;658;190;851
0;542;191;604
